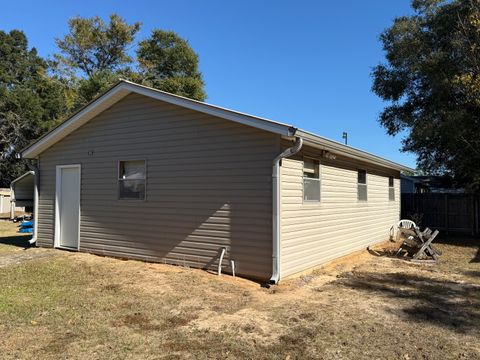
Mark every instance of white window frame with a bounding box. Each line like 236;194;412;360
388;176;395;201
357;169;368;202
118;159;147;201
303;157;321;203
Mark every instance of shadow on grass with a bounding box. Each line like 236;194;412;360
433;235;480;263
463;271;480;278
0;234;33;249
471;248;480;263
336;271;480;334
434;235;479;247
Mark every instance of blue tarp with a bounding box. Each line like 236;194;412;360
18;220;34;233
20;221;33;228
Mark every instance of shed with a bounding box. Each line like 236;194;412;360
21;80;412;282
0;188;12;215
10;171;35;219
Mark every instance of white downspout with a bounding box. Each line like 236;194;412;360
29;164;39;245
270;137;303;284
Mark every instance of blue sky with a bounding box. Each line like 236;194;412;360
2;1;416;167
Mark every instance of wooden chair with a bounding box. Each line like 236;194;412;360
396;226;441;261
412;228;440;260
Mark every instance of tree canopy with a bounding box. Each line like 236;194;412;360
0;15;206;187
372;0;480;191
137;30;206;100
55;14;141;77
53;15;206;105
0;30;67;187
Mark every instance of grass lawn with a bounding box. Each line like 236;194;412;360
0;220;479;359
0;220;32;253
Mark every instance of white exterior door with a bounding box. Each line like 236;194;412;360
56;165;80;249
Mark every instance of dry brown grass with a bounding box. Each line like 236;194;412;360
0;211;28;219
0;220;479;359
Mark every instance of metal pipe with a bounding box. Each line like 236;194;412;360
270;137;303;284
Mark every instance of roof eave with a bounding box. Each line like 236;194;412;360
295;130;414;173
21;81;295;158
20;79;413;173
21;82;131;158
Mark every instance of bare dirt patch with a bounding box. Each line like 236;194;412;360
0;232;478;359
0;249;59;268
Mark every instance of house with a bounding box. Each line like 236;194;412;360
400;174;419;194
9;171;35;219
401;174;464;194
21;80;412;282
0;175;32;218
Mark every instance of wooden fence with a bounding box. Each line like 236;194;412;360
401;193;480;235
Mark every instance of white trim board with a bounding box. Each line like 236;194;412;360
21;80;295;158
21;80;414;173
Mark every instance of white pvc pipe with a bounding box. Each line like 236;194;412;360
230;260;235;277
218;247;226;276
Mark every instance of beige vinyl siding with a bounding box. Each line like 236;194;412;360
37;93;279;280
280;143;400;278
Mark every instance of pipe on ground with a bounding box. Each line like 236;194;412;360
218;247;226;276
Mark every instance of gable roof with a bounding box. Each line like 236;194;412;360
21;80;295;158
21;80;413;172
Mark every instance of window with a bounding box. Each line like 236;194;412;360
357;169;367;201
303;158;320;202
118;160;146;200
388;176;395;201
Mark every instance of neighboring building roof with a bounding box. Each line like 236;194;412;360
21;80;413;172
10;171;35;187
401;174;464;193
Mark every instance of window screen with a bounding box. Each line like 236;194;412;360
303;158;320;202
119;160;146;200
357;170;367;201
388;176;395;201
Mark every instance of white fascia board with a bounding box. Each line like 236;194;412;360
123;82;296;137
22;84;131;158
21;81;295;158
295;130;414;173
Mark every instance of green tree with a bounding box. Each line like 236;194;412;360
53;14;141;106
372;0;480;191
55;14;141;77
0;30;67;187
54;16;206;104
137;30;206;101
0;17;207;187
